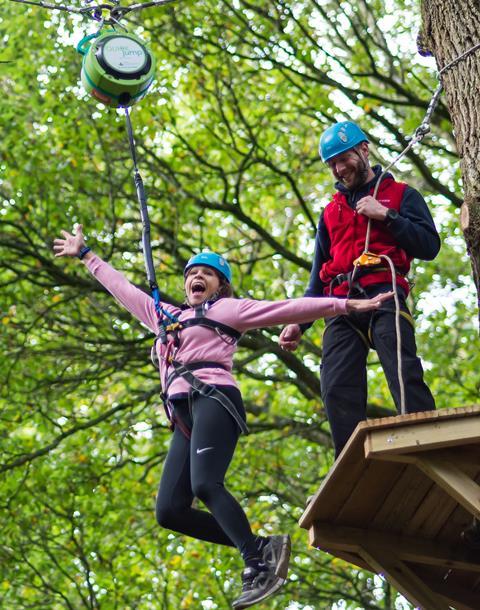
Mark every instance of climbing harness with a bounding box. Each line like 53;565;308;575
328;265;407;300
162;361;249;437
150;302;241;366
150;303;248;436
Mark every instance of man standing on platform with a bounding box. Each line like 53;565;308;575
280;121;439;458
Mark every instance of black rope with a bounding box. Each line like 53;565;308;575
124;107;177;327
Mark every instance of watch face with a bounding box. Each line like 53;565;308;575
102;37;147;74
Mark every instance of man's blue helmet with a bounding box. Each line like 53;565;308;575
319;121;369;162
184;251;232;283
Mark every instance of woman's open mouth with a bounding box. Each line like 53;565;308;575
191;282;206;295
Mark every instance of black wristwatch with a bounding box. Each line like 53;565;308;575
385;208;399;225
78;246;92;260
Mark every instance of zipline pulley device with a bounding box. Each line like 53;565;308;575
10;0;178;331
77;30;156;107
10;0;176;108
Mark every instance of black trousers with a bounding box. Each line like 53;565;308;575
155;386;260;562
320;284;435;457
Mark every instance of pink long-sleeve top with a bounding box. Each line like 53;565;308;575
85;254;348;397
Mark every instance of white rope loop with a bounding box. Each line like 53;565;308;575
379;254;405;415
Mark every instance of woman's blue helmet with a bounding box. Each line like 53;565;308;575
319;121;369;162
184;251;232;283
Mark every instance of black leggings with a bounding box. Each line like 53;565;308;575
155;386;259;562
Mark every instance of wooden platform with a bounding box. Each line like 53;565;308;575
299;407;480;610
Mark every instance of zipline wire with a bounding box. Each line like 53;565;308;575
9;0;177;23
10;0;97;16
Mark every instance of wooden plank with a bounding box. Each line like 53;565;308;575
325;549;371;572
359;545;450;610
414;455;480;519
334;459;406;526
370;464;434;533
307;527;372;571
433;446;480;470
474;573;480;597
369;446;480;473
300;407;480;529
433;477;480;544
419;574;480;610
309;523;480;573
370;450;480;538
365;452;417;464
360;406;480;433
421;450;480;536
402;483;457;538
437;596;478;610
300;431;366;528
365;416;480;457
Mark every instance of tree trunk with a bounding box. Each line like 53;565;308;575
421;0;480;324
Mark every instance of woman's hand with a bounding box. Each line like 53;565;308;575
53;225;86;258
346;291;394;313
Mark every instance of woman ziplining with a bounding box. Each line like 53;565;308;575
53;225;393;609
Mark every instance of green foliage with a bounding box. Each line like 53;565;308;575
0;1;477;609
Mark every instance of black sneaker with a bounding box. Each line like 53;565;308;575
232;565;285;609
261;534;291;579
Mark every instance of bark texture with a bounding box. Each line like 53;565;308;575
421;0;480;320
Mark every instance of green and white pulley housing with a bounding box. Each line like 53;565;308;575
78;31;156;107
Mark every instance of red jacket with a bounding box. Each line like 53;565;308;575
320;177;412;296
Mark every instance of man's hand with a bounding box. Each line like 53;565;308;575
356;196;388;221
53;225;86;258
279;324;302;351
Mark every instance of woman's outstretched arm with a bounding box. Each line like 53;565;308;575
53;225;178;333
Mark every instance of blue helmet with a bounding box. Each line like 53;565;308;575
319;121;368;162
184;251;232;283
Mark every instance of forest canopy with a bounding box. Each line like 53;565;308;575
0;1;478;608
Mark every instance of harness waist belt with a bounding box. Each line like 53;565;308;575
165;360;229;389
164;360;248;435
329;265;407;296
